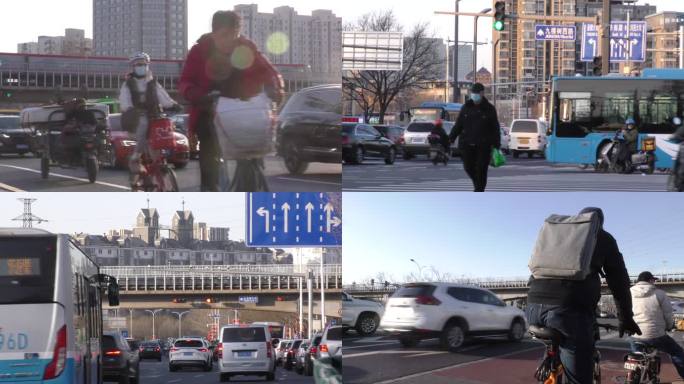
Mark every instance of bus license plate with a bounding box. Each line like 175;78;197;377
624;362;638;370
238;351;251;357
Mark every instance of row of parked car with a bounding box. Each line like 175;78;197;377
342;282;528;352
341;118;550;165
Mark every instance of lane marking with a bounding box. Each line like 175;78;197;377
343;342;405;350
372;346;541;384
0;182;24;192
404;351;449;358
275;176;341;186
0;164;130;190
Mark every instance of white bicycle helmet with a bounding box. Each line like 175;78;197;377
129;51;151;65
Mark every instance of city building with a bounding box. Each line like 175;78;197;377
449;44;474;82
209;227;230;242
18;29;92;56
171;209;194;245
492;0;656;91
645;11;684;69
233;4;342;75
133;208;160;246
466;67;493;85
193;222;208;242
92;0;188;60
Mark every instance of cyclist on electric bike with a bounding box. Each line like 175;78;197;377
526;207;642;384
630;271;684;379
617;117;639;167
119;51;181;176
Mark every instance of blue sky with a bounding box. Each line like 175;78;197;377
342;192;684;284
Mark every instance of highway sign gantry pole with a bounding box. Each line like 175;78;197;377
307;270;313;340
601;0;610;75
453;0;460;103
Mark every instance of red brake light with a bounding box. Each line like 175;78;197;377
105;349;122;356
218;343;223;358
44;325;67;379
415;295;441;305
309;346;317;355
170;347;179;352
320;344;329;353
341;135;350;145
266;342;272;358
155;347;160;352
139;347;144;352
198;348;208;353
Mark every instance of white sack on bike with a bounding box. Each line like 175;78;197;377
213;93;273;160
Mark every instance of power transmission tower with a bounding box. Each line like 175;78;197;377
12;198;47;228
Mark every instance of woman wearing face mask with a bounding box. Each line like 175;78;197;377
119;51;181;174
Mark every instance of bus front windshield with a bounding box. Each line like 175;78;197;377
554;79;684;137
0;236;56;305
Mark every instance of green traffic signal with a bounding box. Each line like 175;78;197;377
494;20;505;31
494;1;506;31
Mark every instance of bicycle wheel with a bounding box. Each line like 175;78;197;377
159;166;179;192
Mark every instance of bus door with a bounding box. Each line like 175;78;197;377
0;236;69;383
550;93;595;164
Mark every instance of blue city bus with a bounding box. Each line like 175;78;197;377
0;228;119;384
545;69;684;170
410;102;463;123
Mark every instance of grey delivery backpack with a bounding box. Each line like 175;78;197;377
528;211;601;280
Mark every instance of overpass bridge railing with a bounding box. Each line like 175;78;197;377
102;264;342;293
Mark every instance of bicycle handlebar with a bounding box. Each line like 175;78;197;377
596;323;619;331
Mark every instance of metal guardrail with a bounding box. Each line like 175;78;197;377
102;264;342;293
343;272;684;293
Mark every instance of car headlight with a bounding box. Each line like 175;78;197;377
0;133;9;139
122;140;137;147
176;138;188;146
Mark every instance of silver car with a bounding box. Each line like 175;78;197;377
219;325;276;382
275;339;291;366
169;337;213;372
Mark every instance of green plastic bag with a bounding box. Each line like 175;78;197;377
491;148;506;168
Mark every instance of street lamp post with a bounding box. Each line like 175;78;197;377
170;311;190;338
453;0;460;103
472;8;492;84
144;309;164;340
409;258;425;281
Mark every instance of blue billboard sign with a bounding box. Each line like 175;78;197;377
580;22;647;62
239;296;259;304
535;25;576;41
246;193;342;247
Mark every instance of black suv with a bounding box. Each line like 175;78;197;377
276;84;342;175
342;123;396;165
139;340;163;361
102;331;140;384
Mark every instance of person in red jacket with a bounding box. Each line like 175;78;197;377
179;10;284;191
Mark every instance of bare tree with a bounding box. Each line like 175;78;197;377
343;11;445;124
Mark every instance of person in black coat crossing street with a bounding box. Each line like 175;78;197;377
449;83;501;192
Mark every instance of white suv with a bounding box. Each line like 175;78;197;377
380;282;527;352
341;292;385;336
169;337;213;371
219;325;276;382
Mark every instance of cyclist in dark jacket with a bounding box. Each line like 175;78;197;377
430;120;450;153
526;207;642;384
449;82;501;192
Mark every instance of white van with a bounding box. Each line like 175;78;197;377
508;119;548;158
219;324;276;382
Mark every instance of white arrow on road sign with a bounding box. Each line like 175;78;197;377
537;29;545;37
281;202;291;233
257;207;270;233
324;203;338;232
305;203;314;233
588;38;596;57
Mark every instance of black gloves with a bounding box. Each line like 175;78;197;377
618;317;642;338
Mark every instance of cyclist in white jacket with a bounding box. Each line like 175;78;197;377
630;271;684;379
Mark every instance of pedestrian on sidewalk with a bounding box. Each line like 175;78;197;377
449;82;501;192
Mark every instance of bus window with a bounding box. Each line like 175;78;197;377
639;92;681;134
0;236;56;305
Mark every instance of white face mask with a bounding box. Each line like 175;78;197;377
134;65;148;77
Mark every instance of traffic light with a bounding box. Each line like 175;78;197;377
494;1;506;31
592;56;602;76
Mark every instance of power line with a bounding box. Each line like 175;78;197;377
12;198;47;228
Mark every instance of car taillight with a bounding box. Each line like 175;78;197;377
104;349;122;356
44;325;67;380
266;342;272;358
198;348;208;353
170;347;179;352
341;135;350;145
139;347;144;352
309;347;317;355
415;295;441;305
320;344;329;353
155;347;160;352
218;343;223;358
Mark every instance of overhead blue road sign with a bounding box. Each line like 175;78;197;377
121;330;129;338
246;193;342;247
239;296;259;304
581;22;647;62
535;25;576;41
